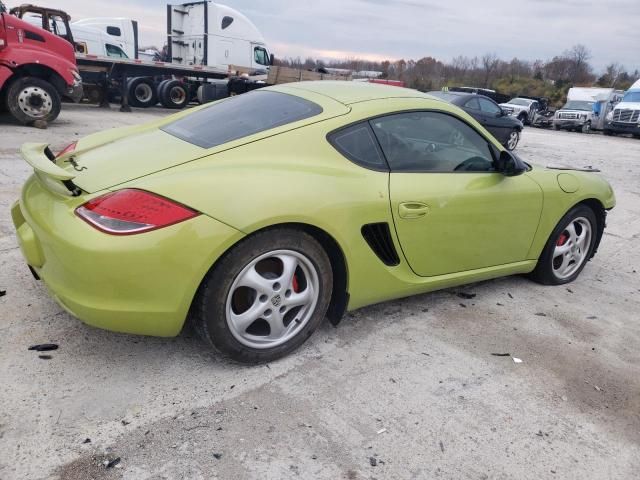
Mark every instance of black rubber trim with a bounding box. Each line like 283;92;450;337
361;223;400;266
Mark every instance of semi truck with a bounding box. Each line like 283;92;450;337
604;79;640;138
0;1;82;124
11;2;273;110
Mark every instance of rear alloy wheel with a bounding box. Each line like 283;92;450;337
505;129;520;150
6;76;61;125
193;229;333;363
530;205;597;285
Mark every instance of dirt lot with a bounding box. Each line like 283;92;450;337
1;105;639;480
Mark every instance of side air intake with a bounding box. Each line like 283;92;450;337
361;223;400;266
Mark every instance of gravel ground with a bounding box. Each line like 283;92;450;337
1;104;639;480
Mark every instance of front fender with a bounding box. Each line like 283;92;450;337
1;45;77;86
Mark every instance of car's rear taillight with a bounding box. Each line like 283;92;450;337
75;189;199;235
56;141;77;158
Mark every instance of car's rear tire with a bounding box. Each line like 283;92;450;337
159;80;189;109
529;205;598;285
6;76;61;125
192;228;333;363
505;129;520;150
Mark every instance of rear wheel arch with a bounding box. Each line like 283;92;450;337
188;222;349;333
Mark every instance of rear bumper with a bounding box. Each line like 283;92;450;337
12;175;243;337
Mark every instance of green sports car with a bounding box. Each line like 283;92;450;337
12;81;615;363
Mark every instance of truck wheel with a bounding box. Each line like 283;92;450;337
581;122;591;134
518;112;527;125
159;80;189;109
603;129;614;136
6;77;61;125
127;77;157;108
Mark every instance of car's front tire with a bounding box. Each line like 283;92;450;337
193;228;333;363
530;205;598;285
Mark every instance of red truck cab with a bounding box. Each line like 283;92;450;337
0;1;82;124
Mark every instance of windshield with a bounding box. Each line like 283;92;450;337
563;100;594;111
507;98;532;106
162;90;323;148
622;91;640;103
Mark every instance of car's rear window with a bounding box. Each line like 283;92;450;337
161;90;323;148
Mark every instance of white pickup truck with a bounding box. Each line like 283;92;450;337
604;80;640;138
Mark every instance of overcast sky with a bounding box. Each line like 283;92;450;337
37;0;639;72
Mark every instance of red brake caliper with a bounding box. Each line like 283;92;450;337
292;274;300;293
556;233;568;246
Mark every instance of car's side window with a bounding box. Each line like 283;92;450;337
328;123;387;170
479;98;501;115
465;98;480;110
369;111;495;173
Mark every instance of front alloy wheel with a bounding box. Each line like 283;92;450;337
193;229;333;363
551;217;592;280
530;205;598;285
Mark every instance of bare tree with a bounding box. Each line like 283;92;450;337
481;53;499;87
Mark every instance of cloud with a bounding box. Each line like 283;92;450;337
37;0;640;71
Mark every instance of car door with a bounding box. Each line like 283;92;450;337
370;111;543;277
478;97;510;143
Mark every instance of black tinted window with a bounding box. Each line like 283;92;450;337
329;123;386;169
162;91;323;148
107;26;121;36
370;111;495;172
465;98;480;110
221;16;234;29
479;98;501;115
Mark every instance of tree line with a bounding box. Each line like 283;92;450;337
276;45;639;107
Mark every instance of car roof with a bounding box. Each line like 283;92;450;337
271;80;431;105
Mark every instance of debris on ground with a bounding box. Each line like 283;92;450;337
28;344;59;352
534;313;547;317
439;440;445;453
459;303;467;308
512;357;523;364
0;290;6;297
496;302;504;306
456;292;476;300
369;457;378;467
82;438;91;444
377;428;387;434
38;355;53;360
491;353;511;357
32;120;48;130
594;385;602;392
508;293;513;299
213;453;223;460
104;457;121;469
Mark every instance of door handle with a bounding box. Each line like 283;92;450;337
399;202;430;219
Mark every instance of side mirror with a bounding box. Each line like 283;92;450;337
496;150;526;177
269;53;275;66
496;110;504;117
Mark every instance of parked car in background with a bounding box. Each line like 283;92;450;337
554;87;623;133
604;79;640;138
429;91;523;150
499;97;541;125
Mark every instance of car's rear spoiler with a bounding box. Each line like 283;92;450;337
20;143;82;196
